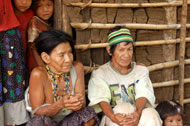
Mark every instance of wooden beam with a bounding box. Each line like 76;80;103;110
83;59;190;74
153;78;190;88
64;1;190;8
54;0;62;30
74;37;190;49
71;23;190;30
62;1;72;36
179;0;188;107
184;98;190;104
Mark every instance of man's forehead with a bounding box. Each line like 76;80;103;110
116;42;133;48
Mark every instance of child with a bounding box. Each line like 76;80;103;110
156;100;183;126
28;0;54;70
0;0;30;125
12;0;34;71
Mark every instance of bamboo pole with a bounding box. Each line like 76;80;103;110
179;0;188;107
153;78;190;88
74;37;190;49
184;98;190;104
148;59;190;72
54;0;62;30
64;1;190;8
83;59;190;74
71;23;190;30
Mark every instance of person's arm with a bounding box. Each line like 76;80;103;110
27;18;44;67
32;47;45;66
29;67;65;117
136;97;147;116
72;61;86;109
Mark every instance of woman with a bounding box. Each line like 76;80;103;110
0;0;30;125
26;30;99;126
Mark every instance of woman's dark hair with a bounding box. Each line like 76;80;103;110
35;30;76;58
32;0;54;25
107;26;135;58
156;100;183;121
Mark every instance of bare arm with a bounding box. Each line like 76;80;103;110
73;61;86;107
136;97;147;116
32;46;45;66
29;67;65;117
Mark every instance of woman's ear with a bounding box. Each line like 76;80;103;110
41;52;50;64
106;46;112;56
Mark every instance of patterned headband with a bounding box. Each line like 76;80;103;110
108;28;133;46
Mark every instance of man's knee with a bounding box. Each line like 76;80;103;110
139;108;162;126
113;102;136;115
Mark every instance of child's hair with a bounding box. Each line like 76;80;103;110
32;0;54;24
35;30;75;57
156;100;183;121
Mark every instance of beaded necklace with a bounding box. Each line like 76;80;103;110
46;65;71;102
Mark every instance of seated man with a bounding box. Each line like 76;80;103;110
26;30;99;126
88;26;162;126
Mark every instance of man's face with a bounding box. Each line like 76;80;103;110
164;114;183;126
111;42;133;69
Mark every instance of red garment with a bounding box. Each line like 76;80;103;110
16;10;35;73
16;10;34;58
0;0;20;31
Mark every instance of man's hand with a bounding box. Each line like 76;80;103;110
110;113;126;126
120;112;140;126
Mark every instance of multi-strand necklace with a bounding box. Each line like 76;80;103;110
46;65;71;102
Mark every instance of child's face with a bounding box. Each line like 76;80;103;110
36;0;54;21
14;0;32;13
164;114;183;126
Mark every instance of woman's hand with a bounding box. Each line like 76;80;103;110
61;94;83;111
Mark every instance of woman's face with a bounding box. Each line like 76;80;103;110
164;114;183;126
14;0;32;13
36;0;54;21
47;42;73;73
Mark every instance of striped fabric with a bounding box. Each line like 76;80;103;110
108;28;133;46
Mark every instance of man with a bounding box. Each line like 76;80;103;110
88;26;162;126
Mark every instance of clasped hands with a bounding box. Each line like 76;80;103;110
111;111;140;126
59;93;84;111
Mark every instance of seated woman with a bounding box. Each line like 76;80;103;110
26;30;99;126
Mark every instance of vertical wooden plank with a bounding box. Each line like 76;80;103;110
62;0;72;36
179;0;188;107
54;0;62;30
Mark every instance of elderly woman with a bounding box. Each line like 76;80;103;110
26;30;99;126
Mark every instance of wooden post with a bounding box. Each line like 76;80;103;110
179;0;188;107
54;0;62;30
62;0;72;36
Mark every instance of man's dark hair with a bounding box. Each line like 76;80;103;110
107;26;135;58
35;30;75;57
155;100;183;121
